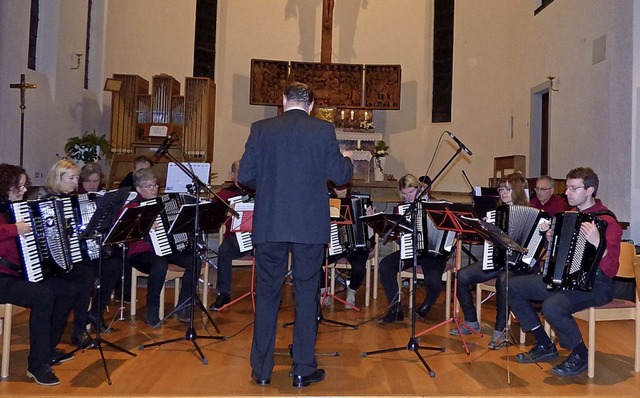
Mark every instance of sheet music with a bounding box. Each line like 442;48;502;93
231;202;254;232
165;162;211;193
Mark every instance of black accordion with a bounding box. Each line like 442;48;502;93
10;198;78;282
329;195;373;256
144;193;197;256
398;201;457;260
482;205;551;273
542;211;608;291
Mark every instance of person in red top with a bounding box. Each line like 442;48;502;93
530;175;570;216
0;163;78;386
123;168;198;327
208;160;253;310
509;167;622;377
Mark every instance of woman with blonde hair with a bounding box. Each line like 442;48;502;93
378;173;451;323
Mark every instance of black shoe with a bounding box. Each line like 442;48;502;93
87;311;111;334
27;365;60;386
209;293;231;311
50;348;75;366
379;308;404;324
415;303;431;319
515;343;559;364
551;351;588;376
251;369;271;386
292;368;325;388
70;332;94;350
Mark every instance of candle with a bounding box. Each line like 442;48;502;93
364;111;369;121
341;110;345;120
350;110;354;120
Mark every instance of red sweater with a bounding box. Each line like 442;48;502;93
122;194;156;257
579;199;622;278
531;194;570;216
0;213;22;277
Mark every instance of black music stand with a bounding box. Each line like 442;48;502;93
412;203;484;355
76;196;162;384
149;201;225;327
360;211;443;378
139;201;227;360
145;138;236;366
457;214;527;384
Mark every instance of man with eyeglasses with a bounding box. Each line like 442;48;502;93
509;167;622;377
123;168;198;327
530;175;569;216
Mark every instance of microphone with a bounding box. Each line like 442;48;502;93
153;132;176;159
446;131;473;156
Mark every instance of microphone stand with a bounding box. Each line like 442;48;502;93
139;148;230;364
361;146;467;377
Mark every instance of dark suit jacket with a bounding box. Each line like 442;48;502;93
238;109;352;245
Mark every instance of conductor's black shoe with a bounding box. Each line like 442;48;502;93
515;343;558;364
50;348;75;366
292;368;325;388
70;332;93;350
415;303;431;319
551;351;588;377
27;365;60;386
379;308;404;324
251;369;271;386
209;293;230;311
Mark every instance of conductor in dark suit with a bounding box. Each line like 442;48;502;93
238;82;353;388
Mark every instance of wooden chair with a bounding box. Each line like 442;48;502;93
1;304;13;378
476;278;530;344
328;234;379;307
573;241;640;378
131;261;209;319
218;224;254;267
215;224;256;311
400;260;455;320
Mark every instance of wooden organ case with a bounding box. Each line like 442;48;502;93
106;74;216;189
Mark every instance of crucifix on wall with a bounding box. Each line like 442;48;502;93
249;0;402;119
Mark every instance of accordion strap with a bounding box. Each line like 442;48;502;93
0;257;22;274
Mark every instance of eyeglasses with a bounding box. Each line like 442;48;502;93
535;187;553;192
17;184;28;190
565;185;585;193
497;187;512;193
141;184;158;190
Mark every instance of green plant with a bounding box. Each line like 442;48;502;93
64;130;111;163
371;140;389;158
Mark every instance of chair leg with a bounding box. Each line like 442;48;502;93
587;307;596;378
131;269;138;316
365;259;371;307
1;304;13;378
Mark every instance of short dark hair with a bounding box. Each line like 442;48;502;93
80;162;104;182
566;167;599;197
284;82;314;106
134;155;154;168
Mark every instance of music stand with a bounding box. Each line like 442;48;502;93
457;214;527;384
77;197;162;384
139;201;227;358
360;211;443;378
412;202;485;355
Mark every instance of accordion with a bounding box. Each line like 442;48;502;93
69;193;102;261
145;193;196;256
482;205;551;273
10;198;78;282
329;195;373;257
228;194;254;253
542;211;608;291
398;201;456;260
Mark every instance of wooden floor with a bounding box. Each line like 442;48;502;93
1;266;639;398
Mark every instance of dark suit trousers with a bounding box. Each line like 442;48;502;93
0;274;77;371
250;242;324;379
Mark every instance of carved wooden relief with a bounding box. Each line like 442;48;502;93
364;65;402;109
289;62;362;107
249;59;289;105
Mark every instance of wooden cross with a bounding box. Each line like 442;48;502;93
9;74;37;166
321;0;334;64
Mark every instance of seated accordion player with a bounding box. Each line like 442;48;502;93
542;210;608;291
482;204;551;273
398;201;457;261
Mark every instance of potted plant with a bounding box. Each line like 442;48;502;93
64;130;111;164
371;140;389;181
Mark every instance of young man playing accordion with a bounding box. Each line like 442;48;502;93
509;167;622;377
